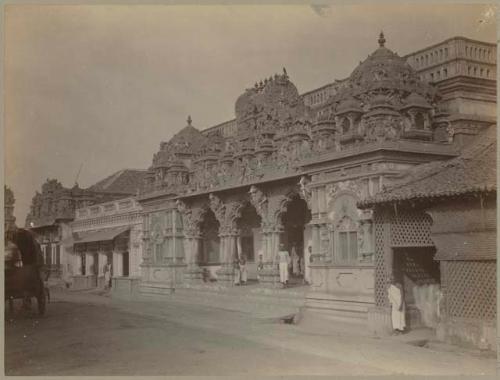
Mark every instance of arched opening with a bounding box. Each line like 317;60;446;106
341;118;350;134
281;195;312;283
236;202;262;281
199;208;220;266
415;113;425;130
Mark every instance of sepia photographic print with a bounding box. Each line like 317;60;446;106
2;2;498;377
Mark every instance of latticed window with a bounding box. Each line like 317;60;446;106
446;261;496;320
335;216;358;264
338;231;358;262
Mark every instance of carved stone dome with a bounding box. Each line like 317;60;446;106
235;69;306;129
349;32;420;91
151;116;208;169
166;116;208;155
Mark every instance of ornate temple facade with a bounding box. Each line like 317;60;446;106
135;32;496;329
23;33;496;339
25;170;146;281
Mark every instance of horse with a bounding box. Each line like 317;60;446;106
5;228;50;315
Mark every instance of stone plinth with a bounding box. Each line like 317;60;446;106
367;306;393;337
183;266;204;283
215;264;236;284
257;267;281;287
112;276;141;299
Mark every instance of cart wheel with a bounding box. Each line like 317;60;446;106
37;290;46;316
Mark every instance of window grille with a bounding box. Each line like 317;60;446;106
446;261;496;320
391;211;433;247
374;210;389;307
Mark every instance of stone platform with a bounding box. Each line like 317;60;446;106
135;280;309;320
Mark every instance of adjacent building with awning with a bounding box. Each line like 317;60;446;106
64;197;143;293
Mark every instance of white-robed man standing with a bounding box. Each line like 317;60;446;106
388;278;406;334
277;243;290;286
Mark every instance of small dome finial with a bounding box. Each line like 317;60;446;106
378;31;386;47
187;115;192;126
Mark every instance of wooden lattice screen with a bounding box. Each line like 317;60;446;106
391;211;433;247
445;260;496;320
373;208;435;307
374;209;389;307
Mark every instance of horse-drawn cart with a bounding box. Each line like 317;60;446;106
5;265;48;315
4;228;50;316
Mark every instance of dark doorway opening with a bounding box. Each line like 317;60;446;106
281;196;312;281
199;209;220;265
393;247;440;329
237;203;262;263
93;253;99;287
122;251;129;277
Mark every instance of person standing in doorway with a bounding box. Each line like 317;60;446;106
388;278;406;334
257;252;264;281
104;262;112;290
233;257;241;285
277;243;290;287
291;245;300;277
239;255;247;285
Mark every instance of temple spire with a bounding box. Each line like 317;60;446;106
378;31;386;47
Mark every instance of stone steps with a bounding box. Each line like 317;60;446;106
297;293;375;336
137;283;307;319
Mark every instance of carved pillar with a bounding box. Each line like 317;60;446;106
258;223;282;285
215;227;238;284
176;200;205;283
209;194;243;285
310;224;323;263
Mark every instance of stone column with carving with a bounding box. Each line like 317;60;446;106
141;213;153;265
176;200;204;283
249;186;280;285
209;194;243;284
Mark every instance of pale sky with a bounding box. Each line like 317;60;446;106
4;3;496;224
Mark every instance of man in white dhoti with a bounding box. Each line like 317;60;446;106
104;263;112;290
277;243;290;286
388;278;406;334
233;258;241;285
291;245;300;276
257;252;264;281
239;255;248;285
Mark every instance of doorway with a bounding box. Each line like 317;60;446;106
122;251;129;277
281;195;312;282
199;209;221;265
236;202;262;280
393;247;440;329
93;253;99;287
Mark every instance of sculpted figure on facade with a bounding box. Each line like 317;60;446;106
208;193;226;227
176;200;206;237
249;185;268;220
298;176;312;209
